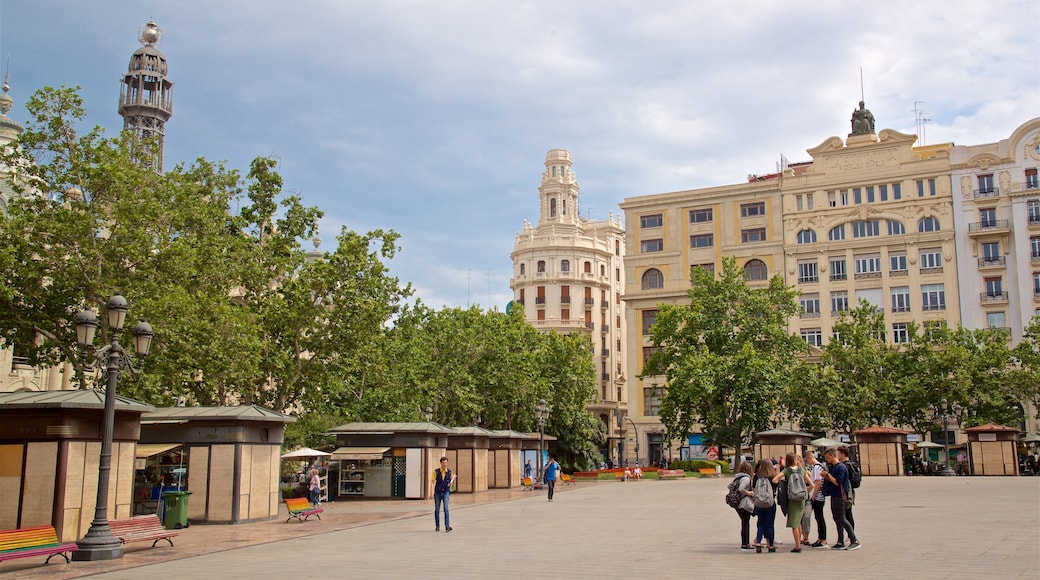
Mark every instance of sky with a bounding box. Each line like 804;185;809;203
1;1;1037;311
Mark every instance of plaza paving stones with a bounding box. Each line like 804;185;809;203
4;476;1038;579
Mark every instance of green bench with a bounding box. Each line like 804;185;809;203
0;525;78;565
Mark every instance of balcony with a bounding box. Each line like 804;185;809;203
892;305;911;313
890;269;908;277
601;373;611;380
1030;214;1040;225
830;273;848;282
968;219;1010;235
601;349;610;357
584;297;595;306
855;271;882;280
831;309;848;317
978;256;1006;268
600;301;609;310
535;297;546;305
972;188;1000;199
800;311;821;319
980;291;1009;304
798;276;819;284
601;324;610;333
561;296;571;304
585;322;595;330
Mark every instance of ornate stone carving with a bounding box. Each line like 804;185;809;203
961;176;973;200
999;170;1011;193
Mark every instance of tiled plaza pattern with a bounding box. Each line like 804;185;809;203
3;476;1038;579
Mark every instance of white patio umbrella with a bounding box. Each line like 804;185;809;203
915;441;944;449
280;447;331;459
810;437;845;448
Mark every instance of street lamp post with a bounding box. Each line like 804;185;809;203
615;404;640;467
929;398;962;477
535;398;549;480
73;293;154;561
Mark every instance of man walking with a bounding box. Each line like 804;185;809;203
429;457;456;532
821;448;860;550
544;454;561;502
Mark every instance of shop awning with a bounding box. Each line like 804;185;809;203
135;443;182;459
331;446;390;460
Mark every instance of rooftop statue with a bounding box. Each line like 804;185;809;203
850;100;875;135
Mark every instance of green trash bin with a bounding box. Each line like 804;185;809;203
161;490;192;529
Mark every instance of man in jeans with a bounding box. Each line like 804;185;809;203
821;448;860;551
428;457;457;532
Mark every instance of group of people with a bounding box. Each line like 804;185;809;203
731;447;861;553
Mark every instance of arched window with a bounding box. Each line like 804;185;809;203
552;166;556;177
550;199;557;217
796;229;817;244
600;265;606;276
744;259;768;281
561;260;570;272
641;268;664;290
584;261;592;273
519;263;526;275
828;225;846;241
918;216;940;232
537;260;546;273
562;200;567;215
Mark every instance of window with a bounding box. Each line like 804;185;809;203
987;312;1006;329
797;229;817;244
891;286;911;312
828;191;836;207
893;183;902;200
640;214;663;228
854;188;862;204
601;264;606;276
978;174;995;194
689;208;713;223
796;195;803;211
537;260;546;273
920;249;942;270
741;228;766;243
806;194;814;209
519;263;525;275
830;258;847;281
644;385;665;416
981;242;1001;265
798;260;819;283
642;346;662;365
1032;236;1040;259
831;290;849;314
536;286;546;305
744;259;768;281
918;217;940;232
584;261;592;273
550;198;557;217
854;254;881;275
561;285;570;304
857;288;883;311
840;190;849;205
984;277;1004;298
890;252;907;273
922;284;946;311
887;220;905;235
640;239;664;252
641;310;658;335
1026;169;1039;190
801;328;823;347
828;225;846;241
852;220;880;238
917;178;937;197
560;260;570;272
893;323;910;344
692;263;715;277
979;208;997;227
740;202;766;217
641;268;664;290
616;268;620;281
690;234;714;248
866;186;875;203
800;294;821;316
1029;199;1040;223
879;184;889;201
1034;272;1040;296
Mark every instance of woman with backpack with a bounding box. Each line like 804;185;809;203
751;458;777;553
773;452;813;552
729;461;756;551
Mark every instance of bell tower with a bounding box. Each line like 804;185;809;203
539;149;580;226
118;20;174;171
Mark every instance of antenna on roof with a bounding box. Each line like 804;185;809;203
913;101;930;145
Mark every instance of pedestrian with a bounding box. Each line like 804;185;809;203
752;458;777;553
773;452;812;552
634;465;643;480
308;468;321;508
524;460;532;479
428;456;456;532
732;461;756;552
544;454;561;501
821;448;860;550
803;449;828;548
837;446;858;528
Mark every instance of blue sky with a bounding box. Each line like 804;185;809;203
2;1;1037;310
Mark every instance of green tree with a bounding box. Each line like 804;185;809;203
1012;317;1040;424
642;257;805;466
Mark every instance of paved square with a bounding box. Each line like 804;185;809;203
6;476;1039;579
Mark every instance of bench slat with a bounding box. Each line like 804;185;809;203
0;525;77;564
109;515;178;547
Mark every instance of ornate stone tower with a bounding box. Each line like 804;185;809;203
118;20;173;171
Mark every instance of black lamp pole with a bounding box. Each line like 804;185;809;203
929;398;962;477
535;399;549;480
73;293;153;561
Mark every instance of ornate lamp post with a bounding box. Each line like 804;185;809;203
73;293;154;561
929;398;962;477
615;403;640;467
535;398;549;480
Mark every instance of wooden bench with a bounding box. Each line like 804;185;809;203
109;514;179;548
658;469;686;479
284;497;323;523
560;474;575;486
520;477;543;491
0;525;78;565
698;467;720;478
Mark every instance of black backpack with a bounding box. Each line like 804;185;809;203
845;460;862;489
725;474;747;508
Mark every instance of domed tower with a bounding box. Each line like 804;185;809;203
539;148;580;227
118;20;174;171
